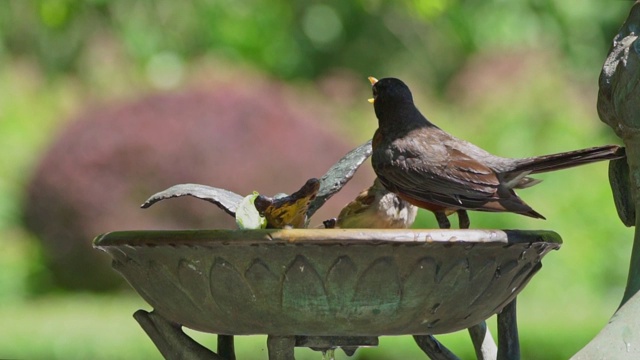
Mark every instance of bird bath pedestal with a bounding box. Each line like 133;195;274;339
94;228;561;359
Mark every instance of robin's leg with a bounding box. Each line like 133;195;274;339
434;212;451;229
457;210;470;229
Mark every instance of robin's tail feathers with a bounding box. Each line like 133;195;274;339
513;145;625;174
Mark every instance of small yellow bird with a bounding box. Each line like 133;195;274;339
331;178;418;229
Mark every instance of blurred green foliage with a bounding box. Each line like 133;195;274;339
0;0;636;359
0;1;629;85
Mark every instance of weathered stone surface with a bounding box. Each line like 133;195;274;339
575;2;640;359
95;229;561;336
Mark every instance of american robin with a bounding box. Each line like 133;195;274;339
368;76;626;229
328;178;418;229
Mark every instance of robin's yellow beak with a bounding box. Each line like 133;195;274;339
368;76;378;103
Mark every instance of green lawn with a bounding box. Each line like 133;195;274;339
0;288;619;359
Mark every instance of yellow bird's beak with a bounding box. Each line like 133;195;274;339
368;76;378;103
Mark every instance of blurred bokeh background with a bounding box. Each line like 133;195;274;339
0;0;635;359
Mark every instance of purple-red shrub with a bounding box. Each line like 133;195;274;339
23;78;373;291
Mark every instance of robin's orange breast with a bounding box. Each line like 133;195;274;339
397;193;458;216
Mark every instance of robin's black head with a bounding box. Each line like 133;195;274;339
369;77;429;130
369;77;414;107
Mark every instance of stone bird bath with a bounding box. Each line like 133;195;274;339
94;228;561;359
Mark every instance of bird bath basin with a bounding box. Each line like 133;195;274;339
95;228;560;356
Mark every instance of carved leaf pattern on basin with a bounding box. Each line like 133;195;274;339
209;256;261;327
192;250;538;323
325;256;358;318
282;255;331;316
107;241;553;335
178;259;208;306
244;258;280;304
351;256;401;318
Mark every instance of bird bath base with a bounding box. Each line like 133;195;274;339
94;229;561;359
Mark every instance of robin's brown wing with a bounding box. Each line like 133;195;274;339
374;147;502;209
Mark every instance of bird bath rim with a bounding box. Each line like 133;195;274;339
94;228;561;247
